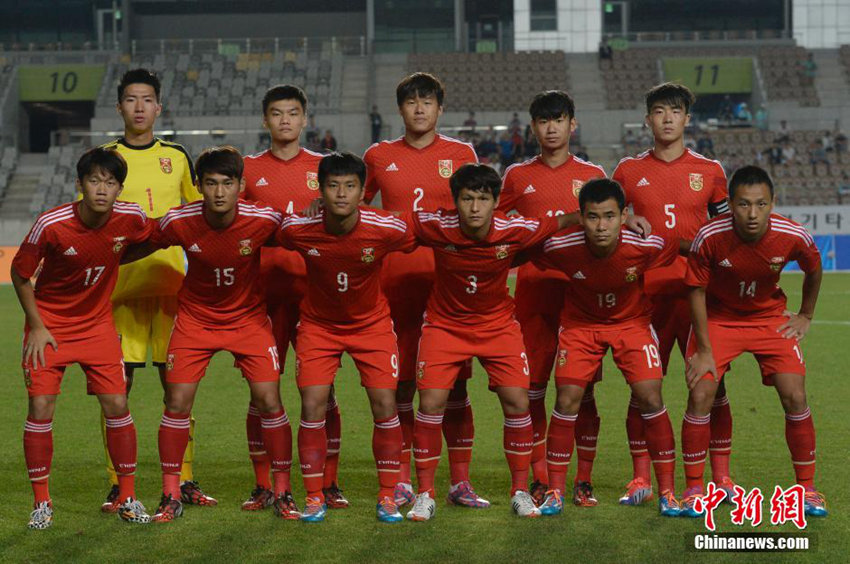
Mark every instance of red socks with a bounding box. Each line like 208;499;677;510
785;407;816;488
298;418;327;500
246;403;272;490
546;410;577;493
397;402;415;484
641;407;676;494
681;412;711;490
105;412;138;501
324;397;342;488
260;410;292;496
626;398;652;481
159;411;190;498
24;417;53;504
709;394;733;481
374;415;402;498
574;393;600;484
503;412;533;494
443;397;474;485
413;411;443;496
528;387;549;484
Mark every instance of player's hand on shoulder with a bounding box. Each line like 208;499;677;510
25;327;57;370
302;197;323;218
777;310;812;340
685;350;717;389
625;214;652;238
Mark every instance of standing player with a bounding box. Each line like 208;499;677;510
13;148;153;528
610;83;731;505
242;85;347;510
679;166;826;517
100;68;214;511
531;178;682;517
149;147;299;522
363;73;483;507
406;164;579;522
499;90;606;506
278;152;412;524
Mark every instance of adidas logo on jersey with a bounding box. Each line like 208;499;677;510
444;244;457;252
719;258;733;267
386;162;399;171
256;177;269;187
573;271;586;279
308;248;321;256
523;184;536;194
188;244;202;253
637;177;650;187
64;246;77;256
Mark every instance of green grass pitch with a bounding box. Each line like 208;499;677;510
0;273;848;562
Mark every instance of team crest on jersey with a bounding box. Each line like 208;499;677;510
625;266;638;282
770;256;785;272
438;160;453;178
495;244;510;260
112;236;126;253
689;173;704;192
361;247;375;263
306;171;320;191
166;354;175;371
417;361;426;380
159;157;173;174
557;349;567;367
239;239;253;256
572;179;585;198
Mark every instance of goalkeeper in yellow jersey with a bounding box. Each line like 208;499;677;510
99;68;216;511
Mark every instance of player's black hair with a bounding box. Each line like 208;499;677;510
396;72;445;107
318;151;367;188
117;68;161;103
645;82;695;114
578;178;627;213
728;165;775;200
449;163;502;201
77;147;127;184
262;84;308;114
529;90;576;121
195;145;244;182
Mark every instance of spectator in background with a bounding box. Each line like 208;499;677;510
575;145;590;161
751;147;765;166
305;114;320;151
781;140;798;165
808;139;830;174
834;128;847;163
463;111;477;133
755;105;769;130
734;102;752;123
476;131;498;161
777;119;791;143
622;129;639;154
320;129;337;153
488;152;503;175
369;105;383;144
509;113;522;135
498;132;512;165
719;95;734;122
800;53;817;86
638;124;652;149
598;38;613;69
523;126;539;158
696;131;714;156
821;130;833;152
510;127;524;161
766;142;783;166
838;172;850;204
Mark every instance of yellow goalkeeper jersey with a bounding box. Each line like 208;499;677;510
101;137;200;301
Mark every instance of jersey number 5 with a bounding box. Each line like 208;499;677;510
664;204;676;229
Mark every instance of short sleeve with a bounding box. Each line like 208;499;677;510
12;221;49;279
410;210;450;247
684;243;713;288
128;208;156;244
497;168;519;213
612;163;627;197
276;219;298;251
464;143;480;165
648;237;678;270
518;216;561;250
791;233;821;274
387;215;418;254
711;165;728;204
150;218;179;249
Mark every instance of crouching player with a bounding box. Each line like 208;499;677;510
149;146;299;522
406;164;584;521
680;166;827;517
532;178;682;517
12;147;154;528
278;152;413;523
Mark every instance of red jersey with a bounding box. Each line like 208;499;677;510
500;154;606;286
13;201;153;337
151;200;282;327
276;208;415;329
243;147;323;286
410;210;560;327
535;226;677;328
613;149;728;296
363;134;477;281
685;213;821;324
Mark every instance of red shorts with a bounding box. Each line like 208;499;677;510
554;323;663;388
686;318;806;386
416;319;529;390
22;323;125;397
295;317;399;389
515;275;567;387
651;294;691;374
166;315;279;384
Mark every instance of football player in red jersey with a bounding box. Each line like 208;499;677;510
12;148;154;529
610;83;733;505
278;152;414;524
499;90;606;506
363;73;484;508
679;166;827;518
147;147;299;523
529;178;682;518
242;85;348;511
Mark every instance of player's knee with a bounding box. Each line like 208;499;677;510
779;388;808;414
368;389;397;419
251;393;283;414
28;395;56;420
688;385;716;416
98;393;129;417
418;391;447;415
